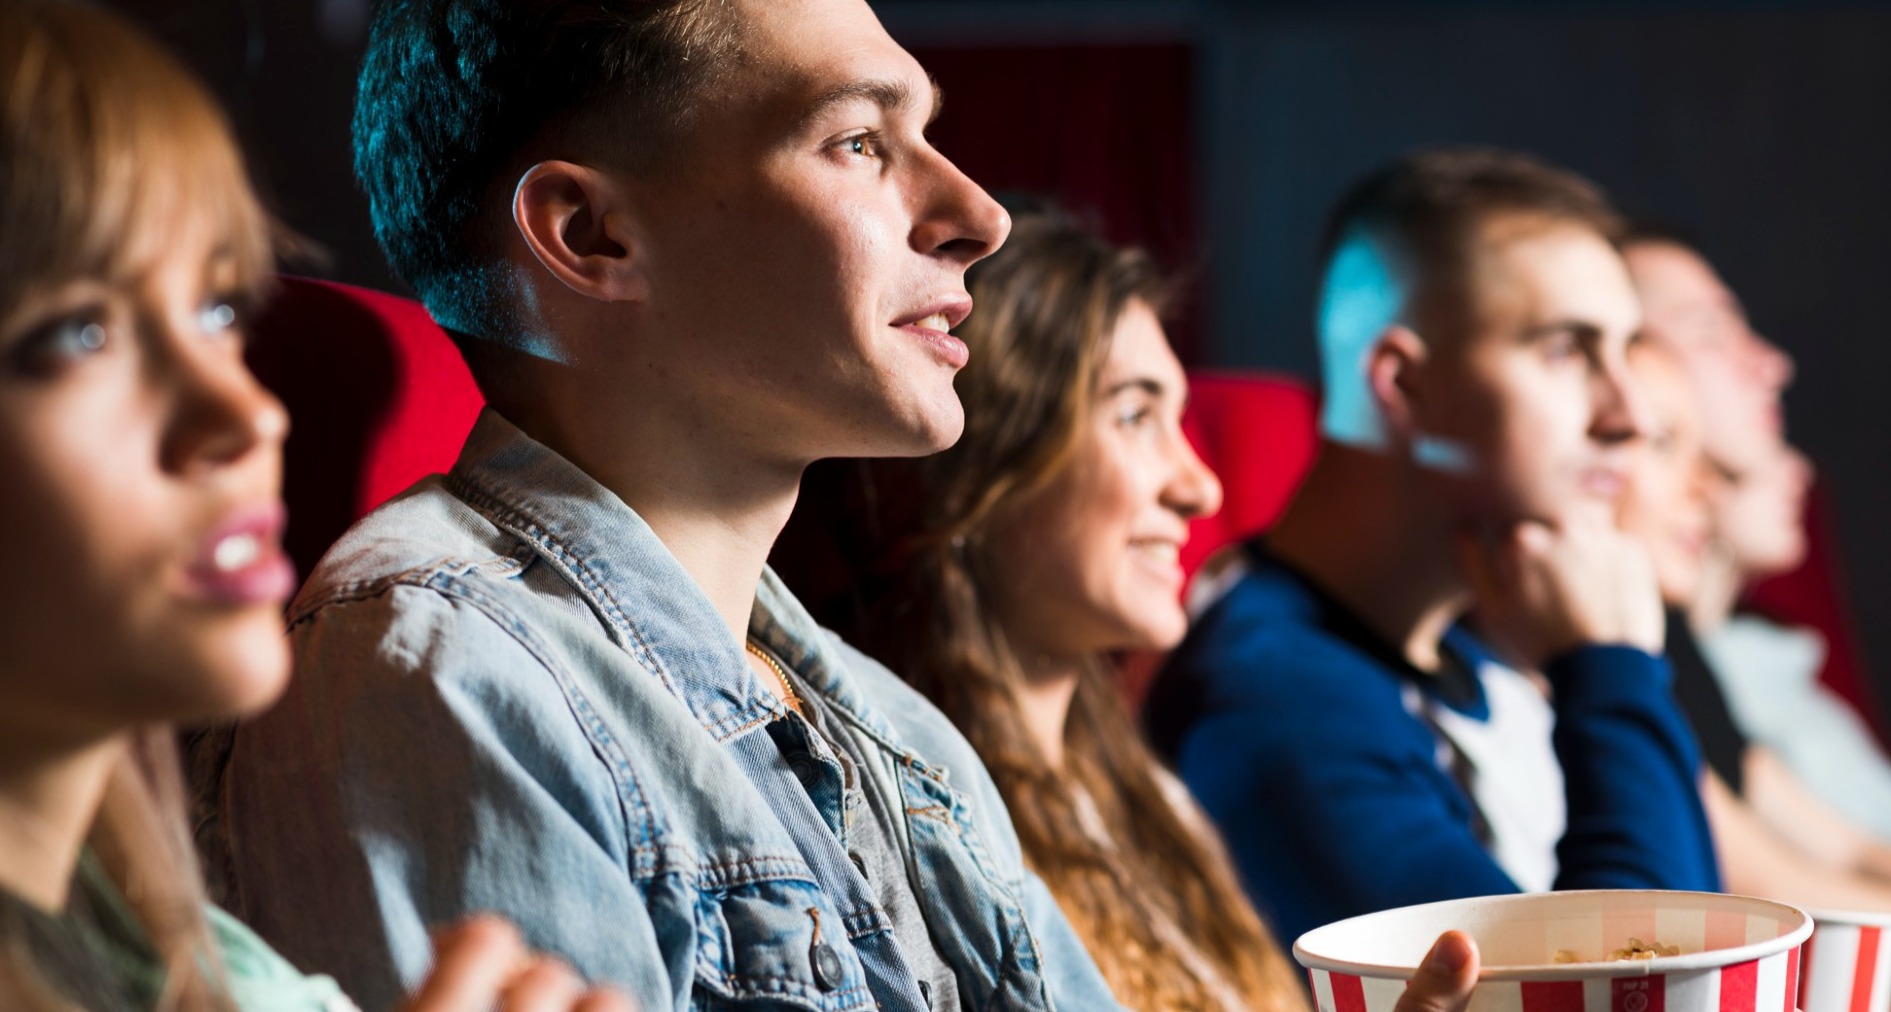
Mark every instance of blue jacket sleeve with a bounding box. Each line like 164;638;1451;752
1167;635;1521;946
1544;645;1722;892
1163;625;1718;946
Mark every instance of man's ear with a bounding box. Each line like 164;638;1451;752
1366;324;1428;440
513;161;648;302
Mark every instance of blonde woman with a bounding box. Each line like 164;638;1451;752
0;2;628;1008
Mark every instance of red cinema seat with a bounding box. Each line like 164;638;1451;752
1179;371;1321;581
245;276;484;581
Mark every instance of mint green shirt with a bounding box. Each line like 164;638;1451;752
1;854;356;1011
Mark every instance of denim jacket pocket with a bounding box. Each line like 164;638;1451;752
693;870;876;1012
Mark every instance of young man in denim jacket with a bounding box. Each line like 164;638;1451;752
198;1;1490;1009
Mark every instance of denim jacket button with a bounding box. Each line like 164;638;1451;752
811;941;845;991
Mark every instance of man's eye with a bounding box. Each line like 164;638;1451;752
838;133;882;159
1542;335;1580;362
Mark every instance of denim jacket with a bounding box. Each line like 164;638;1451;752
201;410;1121;1012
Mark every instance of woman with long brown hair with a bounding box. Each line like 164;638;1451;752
806;205;1388;1011
0;2;629;1008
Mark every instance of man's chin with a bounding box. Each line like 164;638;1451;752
836;407;965;459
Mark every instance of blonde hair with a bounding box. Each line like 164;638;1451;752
0;1;272;1007
0;0;273;324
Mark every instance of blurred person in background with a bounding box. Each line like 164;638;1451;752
1624;230;1891;844
795;203;1481;1012
1144;148;1718;945
0;2;630;1009
1617;345;1891;910
816;204;1288;1010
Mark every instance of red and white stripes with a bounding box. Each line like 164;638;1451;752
1801;913;1891;1012
1307;947;1801;1012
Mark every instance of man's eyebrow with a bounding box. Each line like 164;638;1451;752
794;76;944;132
1520;319;1603;341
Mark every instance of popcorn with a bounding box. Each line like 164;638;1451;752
1551;939;1683;964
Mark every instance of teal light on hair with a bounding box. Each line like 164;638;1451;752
1315;230;1404;448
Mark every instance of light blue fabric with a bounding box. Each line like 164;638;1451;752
1701;614;1891;841
203;409;1121;1012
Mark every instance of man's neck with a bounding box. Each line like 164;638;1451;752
1689;544;1745;633
1266;442;1470;672
0;732;122;911
486;375;805;648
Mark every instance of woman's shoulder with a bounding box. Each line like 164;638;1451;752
204;905;360;1011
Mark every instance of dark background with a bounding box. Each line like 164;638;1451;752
110;0;1891;722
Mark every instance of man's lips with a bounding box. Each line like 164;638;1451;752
893;296;974;369
891;295;973;333
1578;465;1629;499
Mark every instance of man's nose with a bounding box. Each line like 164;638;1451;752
908;148;1011;266
1593;357;1654;444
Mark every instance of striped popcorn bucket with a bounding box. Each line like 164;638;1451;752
1295;892;1812;1012
1800;909;1891;1012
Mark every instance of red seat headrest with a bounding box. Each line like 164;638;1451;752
246;276;484;578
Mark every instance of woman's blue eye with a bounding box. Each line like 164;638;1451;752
4;314;109;374
46;318;107;357
199;301;238;335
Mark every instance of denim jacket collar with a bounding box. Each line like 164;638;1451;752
446;409;912;756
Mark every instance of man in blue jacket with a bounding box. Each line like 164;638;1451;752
1147;147;1721;945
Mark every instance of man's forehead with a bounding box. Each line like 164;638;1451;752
787;76;944;134
1467;220;1641;333
1632;247;1743;325
732;0;934;119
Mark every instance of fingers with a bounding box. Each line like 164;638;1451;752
1395;930;1480;1012
573;987;639;1012
1461;515;1666;665
402;916;635;1012
404;915;529;1012
499;957;586;1012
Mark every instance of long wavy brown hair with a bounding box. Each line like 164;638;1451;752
807;207;1306;1012
0;1;274;1007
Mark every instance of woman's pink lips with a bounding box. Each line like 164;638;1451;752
183;503;297;606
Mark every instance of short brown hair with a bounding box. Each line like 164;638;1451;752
353;0;741;335
1318;146;1623;338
